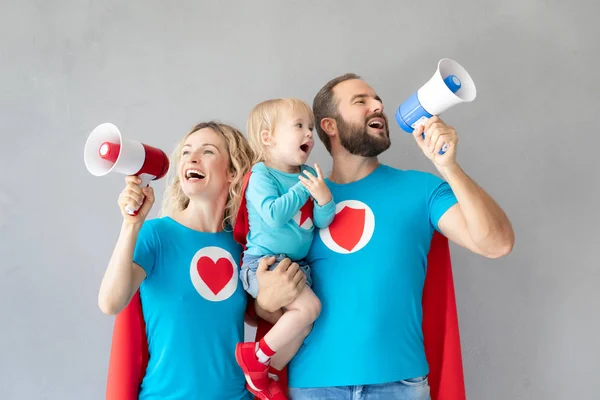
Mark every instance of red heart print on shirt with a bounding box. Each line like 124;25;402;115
196;257;234;295
190;246;238;302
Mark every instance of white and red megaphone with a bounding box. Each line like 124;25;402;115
84;122;170;215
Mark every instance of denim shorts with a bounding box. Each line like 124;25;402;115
240;253;312;298
288;376;430;400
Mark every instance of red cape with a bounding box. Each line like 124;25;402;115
105;172;466;400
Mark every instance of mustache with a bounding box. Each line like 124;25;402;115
365;112;387;124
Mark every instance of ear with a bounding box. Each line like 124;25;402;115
227;169;236;184
320;117;337;139
260;129;274;147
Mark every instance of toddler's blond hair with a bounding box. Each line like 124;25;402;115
246;98;314;164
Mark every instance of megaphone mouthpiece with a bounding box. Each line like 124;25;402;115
99;141;120;163
443;75;462;93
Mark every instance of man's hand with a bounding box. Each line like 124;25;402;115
299;163;333;206
413;116;458;169
255;256;306;313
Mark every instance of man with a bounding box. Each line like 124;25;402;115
284;74;514;399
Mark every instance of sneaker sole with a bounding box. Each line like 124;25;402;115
245;383;271;400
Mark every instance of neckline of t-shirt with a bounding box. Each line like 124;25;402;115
325;163;386;188
163;216;230;236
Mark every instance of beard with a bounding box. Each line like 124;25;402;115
336;112;391;157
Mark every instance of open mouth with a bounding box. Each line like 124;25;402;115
185;168;205;181
300;143;310;153
367;118;385;129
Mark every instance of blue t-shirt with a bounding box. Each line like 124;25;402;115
288;165;458;388
244;162;336;261
133;216;251;400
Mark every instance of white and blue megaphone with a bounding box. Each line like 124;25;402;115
395;58;476;154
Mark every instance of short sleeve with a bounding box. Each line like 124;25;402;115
133;220;158;277
426;174;458;232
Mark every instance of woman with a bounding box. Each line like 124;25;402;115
98;121;305;399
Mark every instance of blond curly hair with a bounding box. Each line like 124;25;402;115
160;121;254;229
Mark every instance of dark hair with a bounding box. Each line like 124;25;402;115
312;73;361;153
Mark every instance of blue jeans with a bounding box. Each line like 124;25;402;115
240;254;312;298
288;376;431;400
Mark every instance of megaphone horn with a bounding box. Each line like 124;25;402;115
395;58;476;154
84;123;170;215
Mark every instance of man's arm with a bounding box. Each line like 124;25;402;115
414;116;514;259
436;165;514;258
255;256;306;312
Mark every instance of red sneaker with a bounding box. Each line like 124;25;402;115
235;342;269;395
246;379;288;400
265;380;288;400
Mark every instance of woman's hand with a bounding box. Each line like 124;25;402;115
118;176;155;224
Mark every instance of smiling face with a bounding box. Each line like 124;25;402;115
178;127;233;200
332;79;391;157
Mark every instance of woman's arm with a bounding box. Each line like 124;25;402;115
98;222;148;315
98;176;155;315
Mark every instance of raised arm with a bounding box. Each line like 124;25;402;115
298;164;336;228
246;169;311;228
435;167;514;258
98;176;155;315
415;117;514;259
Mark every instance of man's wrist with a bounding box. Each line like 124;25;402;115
255;291;275;313
437;162;463;181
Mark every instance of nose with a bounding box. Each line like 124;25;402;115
372;98;384;114
306;129;313;138
189;149;200;163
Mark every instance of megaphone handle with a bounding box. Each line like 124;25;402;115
125;173;155;216
417;122;448;155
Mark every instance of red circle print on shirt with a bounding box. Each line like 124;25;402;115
189;246;238;301
320;200;375;254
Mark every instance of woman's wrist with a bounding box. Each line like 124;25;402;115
121;220;143;234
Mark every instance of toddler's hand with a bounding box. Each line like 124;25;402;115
299;163;332;206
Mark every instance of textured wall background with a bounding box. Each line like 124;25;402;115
1;1;597;398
